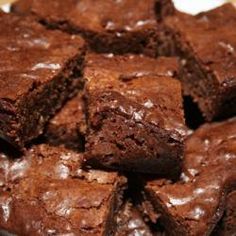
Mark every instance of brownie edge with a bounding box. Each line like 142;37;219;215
162;4;236;120
45;92;86;151
12;0;175;57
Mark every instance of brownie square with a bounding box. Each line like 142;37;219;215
0;13;85;149
45;92;86;151
144;118;236;235
0;144;126;235
84;53;186;177
162;3;236;120
12;0;174;57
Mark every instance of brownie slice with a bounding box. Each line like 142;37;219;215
162;3;236;120
84;53;186;177
213;191;236;236
0;13;85;149
144;118;236;236
45;92;86;151
12;0;174;57
0;144;126;235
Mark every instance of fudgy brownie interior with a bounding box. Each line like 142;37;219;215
45;92;86;151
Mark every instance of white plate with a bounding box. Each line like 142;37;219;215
1;3;10;12
173;0;228;14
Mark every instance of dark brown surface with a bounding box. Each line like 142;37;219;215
45;92;86;151
115;201;153;236
0;12;85;149
0;144;126;236
213;191;236;236
84;53;186;176
162;4;236;120
12;0;174;56
144;118;236;236
115;200;165;236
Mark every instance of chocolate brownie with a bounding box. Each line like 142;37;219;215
45;92;86;151
115;200;165;236
162;3;236;120
115;201;153;236
0;144;126;235
12;0;174;57
0;13;85;149
84;53;186;177
213;191;236;236
144;118;236;236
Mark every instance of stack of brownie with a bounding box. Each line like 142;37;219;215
0;0;235;235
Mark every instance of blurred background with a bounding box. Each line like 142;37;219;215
174;0;233;14
0;0;236;14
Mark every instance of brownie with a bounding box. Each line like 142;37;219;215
213;191;236;236
0;144;127;235
12;0;174;57
84;53;186;177
45;92;86;151
115;200;165;236
162;3;236;120
144;118;236;236
0;13;85;149
115;201;153;236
